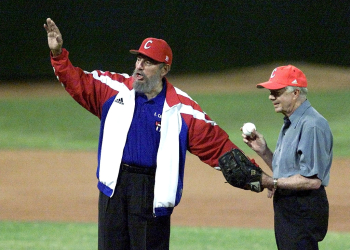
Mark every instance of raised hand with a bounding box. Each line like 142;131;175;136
43;18;63;56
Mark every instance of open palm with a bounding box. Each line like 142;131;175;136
44;18;63;55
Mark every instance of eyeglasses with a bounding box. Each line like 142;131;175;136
269;88;286;97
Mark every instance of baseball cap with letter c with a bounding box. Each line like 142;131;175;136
257;65;307;90
130;38;173;65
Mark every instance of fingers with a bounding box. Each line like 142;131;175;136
44;18;63;55
267;188;275;198
242;134;252;147
246;129;257;139
44;18;59;34
242;135;251;146
268;189;273;198
242;131;255;143
46;18;54;29
252;129;262;139
44;18;52;32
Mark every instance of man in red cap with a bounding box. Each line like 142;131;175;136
44;18;255;250
243;65;333;250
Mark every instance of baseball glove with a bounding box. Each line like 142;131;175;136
218;148;264;193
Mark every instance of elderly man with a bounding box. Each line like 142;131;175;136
244;65;333;250
44;18;255;250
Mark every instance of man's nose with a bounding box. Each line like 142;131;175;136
136;60;144;69
269;94;276;100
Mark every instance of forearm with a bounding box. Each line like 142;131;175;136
263;174;322;190
242;130;273;171
256;146;273;171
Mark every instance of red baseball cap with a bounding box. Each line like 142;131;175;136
257;65;307;90
130;38;173;65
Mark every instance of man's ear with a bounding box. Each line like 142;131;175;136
161;64;171;77
293;88;301;99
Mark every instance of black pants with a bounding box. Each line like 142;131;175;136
273;186;329;250
98;169;171;250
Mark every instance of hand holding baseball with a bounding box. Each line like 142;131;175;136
44;18;63;56
241;123;269;160
242;122;256;137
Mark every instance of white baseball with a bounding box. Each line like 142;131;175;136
242;122;256;136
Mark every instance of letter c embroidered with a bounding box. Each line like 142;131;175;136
270;68;277;78
144;40;152;49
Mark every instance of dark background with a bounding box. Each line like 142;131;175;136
1;1;349;81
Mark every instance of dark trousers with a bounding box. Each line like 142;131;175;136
273;186;329;250
98;169;171;250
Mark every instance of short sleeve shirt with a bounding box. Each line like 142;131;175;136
272;100;333;186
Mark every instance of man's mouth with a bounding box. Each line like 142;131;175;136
135;72;144;81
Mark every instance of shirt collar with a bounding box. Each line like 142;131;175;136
288;99;311;125
152;79;167;105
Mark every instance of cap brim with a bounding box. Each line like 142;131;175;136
129;50;164;64
256;81;286;90
129;50;139;54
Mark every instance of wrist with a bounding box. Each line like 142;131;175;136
273;178;278;189
262;173;273;189
51;49;62;57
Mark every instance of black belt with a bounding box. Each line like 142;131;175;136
120;163;156;176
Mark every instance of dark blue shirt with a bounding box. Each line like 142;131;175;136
121;82;166;167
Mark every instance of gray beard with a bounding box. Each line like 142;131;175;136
132;69;160;94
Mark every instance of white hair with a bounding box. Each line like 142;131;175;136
285;86;308;97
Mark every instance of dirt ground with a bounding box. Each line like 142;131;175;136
1;64;350;232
